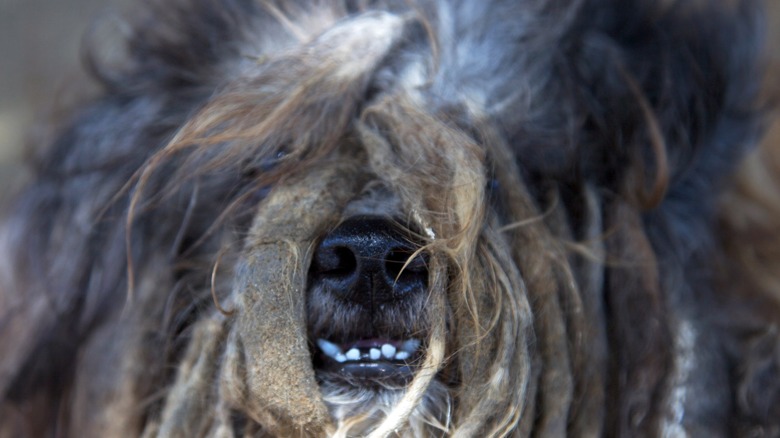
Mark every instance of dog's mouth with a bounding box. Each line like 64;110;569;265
313;337;423;384
306;216;431;388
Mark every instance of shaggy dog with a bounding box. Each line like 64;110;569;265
1;0;780;436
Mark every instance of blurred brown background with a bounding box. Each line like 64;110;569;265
1;0;779;196
0;0;131;195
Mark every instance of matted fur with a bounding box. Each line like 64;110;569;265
1;0;780;436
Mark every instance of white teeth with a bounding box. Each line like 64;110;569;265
345;348;361;361
381;344;397;359
401;339;420;353
316;338;349;364
318;338;419;363
317;339;342;358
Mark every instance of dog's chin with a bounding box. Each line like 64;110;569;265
317;367;452;436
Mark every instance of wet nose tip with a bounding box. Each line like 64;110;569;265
310;216;428;304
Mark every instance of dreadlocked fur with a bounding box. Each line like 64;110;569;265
1;0;780;436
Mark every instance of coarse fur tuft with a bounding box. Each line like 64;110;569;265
1;0;780;436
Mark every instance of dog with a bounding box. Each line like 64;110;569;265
1;0;779;436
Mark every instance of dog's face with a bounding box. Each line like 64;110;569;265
1;1;777;437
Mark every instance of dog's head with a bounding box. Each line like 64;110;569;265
1;0;774;437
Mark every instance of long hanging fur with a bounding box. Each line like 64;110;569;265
1;0;779;436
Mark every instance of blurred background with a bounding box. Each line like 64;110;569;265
1;0;779;198
0;0;131;197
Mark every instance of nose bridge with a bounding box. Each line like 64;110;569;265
341;181;402;219
335;219;398;268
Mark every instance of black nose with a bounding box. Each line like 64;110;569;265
310;216;428;306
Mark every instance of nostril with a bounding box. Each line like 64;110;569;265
313;245;357;278
385;248;428;284
385;248;428;278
